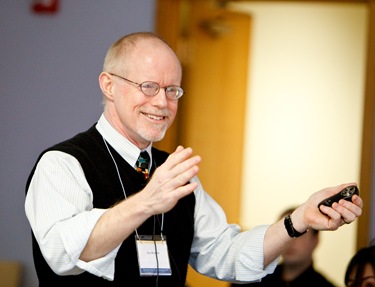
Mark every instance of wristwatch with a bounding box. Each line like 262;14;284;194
284;214;307;238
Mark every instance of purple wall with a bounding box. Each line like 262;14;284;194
0;1;155;286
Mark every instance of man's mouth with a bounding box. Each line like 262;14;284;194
142;112;166;121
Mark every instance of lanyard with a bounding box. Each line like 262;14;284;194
103;137;165;239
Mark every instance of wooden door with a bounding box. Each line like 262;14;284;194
156;1;251;286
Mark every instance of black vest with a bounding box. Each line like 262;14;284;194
26;125;195;287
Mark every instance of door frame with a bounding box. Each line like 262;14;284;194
156;0;375;250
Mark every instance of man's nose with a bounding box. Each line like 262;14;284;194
150;88;169;107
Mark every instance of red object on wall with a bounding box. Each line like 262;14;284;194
32;0;59;14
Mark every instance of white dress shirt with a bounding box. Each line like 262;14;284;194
25;114;278;283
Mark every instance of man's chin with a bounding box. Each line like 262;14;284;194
139;129;167;143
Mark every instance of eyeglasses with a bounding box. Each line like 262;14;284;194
109;73;184;100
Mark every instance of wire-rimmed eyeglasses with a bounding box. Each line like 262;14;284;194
109;73;184;100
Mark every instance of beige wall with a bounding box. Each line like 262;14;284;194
230;2;368;286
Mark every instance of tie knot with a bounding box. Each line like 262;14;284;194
136;151;150;180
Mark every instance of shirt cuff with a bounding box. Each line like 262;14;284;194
235;225;280;282
75;247;120;281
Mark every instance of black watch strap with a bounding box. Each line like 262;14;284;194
284;214;307;238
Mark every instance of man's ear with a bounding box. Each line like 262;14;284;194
99;72;114;101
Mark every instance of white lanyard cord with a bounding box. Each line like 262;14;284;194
103;137;164;240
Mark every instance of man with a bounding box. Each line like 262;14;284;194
25;32;363;286
232;207;336;287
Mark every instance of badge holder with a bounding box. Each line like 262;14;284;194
135;235;172;276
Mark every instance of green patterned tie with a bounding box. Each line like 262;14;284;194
136;151;150;180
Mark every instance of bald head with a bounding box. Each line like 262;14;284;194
103;32;181;77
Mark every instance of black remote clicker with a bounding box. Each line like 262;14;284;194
318;185;359;210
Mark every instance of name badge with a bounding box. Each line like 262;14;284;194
135;235;172;276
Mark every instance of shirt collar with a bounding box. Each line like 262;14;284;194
95;114;152;168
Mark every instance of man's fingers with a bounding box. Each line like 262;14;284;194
155;147;201;180
173;180;199;199
164;146;197;169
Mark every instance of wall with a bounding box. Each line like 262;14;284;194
230;2;367;287
0;1;155;286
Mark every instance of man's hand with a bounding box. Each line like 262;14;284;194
263;183;363;267
291;183;363;233
80;146;200;262
135;145;201;216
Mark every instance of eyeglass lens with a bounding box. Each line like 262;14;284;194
110;73;183;100
141;82;183;99
141;82;159;96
